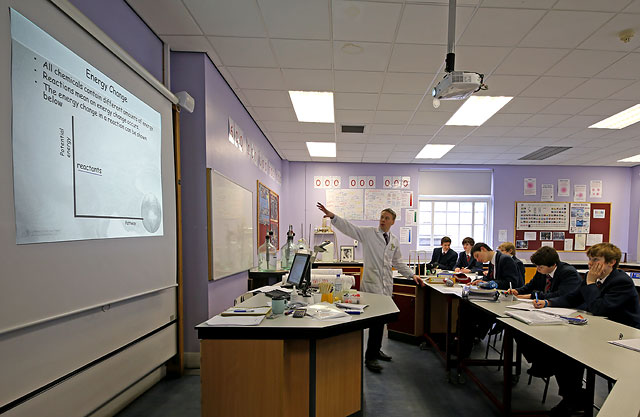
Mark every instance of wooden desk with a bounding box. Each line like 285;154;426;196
196;293;399;417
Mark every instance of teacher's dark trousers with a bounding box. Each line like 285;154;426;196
365;323;384;360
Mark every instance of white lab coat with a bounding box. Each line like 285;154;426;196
331;215;414;296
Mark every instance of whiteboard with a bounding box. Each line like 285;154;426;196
326;189;364;220
208;170;254;280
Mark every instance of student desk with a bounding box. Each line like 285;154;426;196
498;315;640;417
195;292;399;417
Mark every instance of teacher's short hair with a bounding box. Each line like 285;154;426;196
381;208;396;220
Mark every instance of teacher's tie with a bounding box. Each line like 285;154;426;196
383;232;389;245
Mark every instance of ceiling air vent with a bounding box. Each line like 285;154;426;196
341;125;365;133
519;146;572;161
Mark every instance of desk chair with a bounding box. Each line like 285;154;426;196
526;367;552;404
233;291;254;306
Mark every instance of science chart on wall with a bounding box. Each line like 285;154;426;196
569;203;590;234
11;10;163;244
516;202;569;230
325;189;364;220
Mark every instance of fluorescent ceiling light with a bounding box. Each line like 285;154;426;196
306;142;336;157
589;104;640;129
446;96;513;126
416;144;455;159
618;154;640;163
289;91;334;123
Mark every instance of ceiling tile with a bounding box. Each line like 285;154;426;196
366;143;396;151
519;11;614;48
520;114;569;127
377;94;423;111
547;50;627;78
437;126;476;136
388;44;447;73
418;98;463;112
481;0;555;8
374;111;413;124
335;110;376;124
334;71;385;93
337;133;368;143
565;78;635;99
263;121;301;132
396;4;474;44
382;72;435;94
403;125;441;136
494;48;570;76
520;77;588;97
271;40;332;69
501;98;556;114
596;53;640;79
208;37;277;67
270;132;302;141
411;111;453;125
300;123;335;133
623;0;640;12
484;113;533;126
393;144;423;152
129;0;201;35
462;137;525;146
242;89;292;107
161;35;210;52
535;127;582;138
337;143;366;151
454;46;512;74
553;0;630;12
469;126;513;136
608;80;640;100
369;124;406;134
337;150;366;158
252;107;297;121
479;75;538;96
334;93;379;110
282;69;333;90
458;8;545;47
304;133;335;141
332;0;403;42
227;67;285;89
276;141;307;150
184;0;266;37
555;115;604;128
336;156;364;162
333;42;392;71
362;156;389;163
507;127;547;137
540;98;599;115
259;0;330;39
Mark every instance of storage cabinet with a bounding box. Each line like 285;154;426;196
388;282;424;337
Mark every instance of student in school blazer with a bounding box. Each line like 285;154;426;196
547;267;640;329
514;261;581;300
486;250;523;289
431;247;457;270
455;251;482;272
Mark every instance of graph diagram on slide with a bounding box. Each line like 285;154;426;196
11;9;163;244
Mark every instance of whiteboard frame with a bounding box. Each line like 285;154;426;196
206;169;255;280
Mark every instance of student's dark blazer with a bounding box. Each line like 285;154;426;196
549;268;640;329
513;256;526;283
431;247;458;271
514;261;581;300
487;251;523;290
455;251;482;272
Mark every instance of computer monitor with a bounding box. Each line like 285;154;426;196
286;252;311;288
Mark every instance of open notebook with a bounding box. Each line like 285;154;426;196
505;310;565;326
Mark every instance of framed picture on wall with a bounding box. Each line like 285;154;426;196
340;246;354;262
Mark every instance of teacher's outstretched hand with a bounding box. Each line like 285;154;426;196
316;202;335;219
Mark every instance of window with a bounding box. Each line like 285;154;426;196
417;198;491;252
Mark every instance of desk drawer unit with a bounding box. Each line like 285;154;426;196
389;283;424;337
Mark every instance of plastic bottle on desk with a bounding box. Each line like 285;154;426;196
334;274;343;302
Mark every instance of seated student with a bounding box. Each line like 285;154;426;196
497;242;525;283
532;243;640;416
508;246;581;300
454;237;482;273
430;236;457;271
470;242;522;289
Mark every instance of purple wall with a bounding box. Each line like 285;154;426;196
171;52;283;352
285;162;633;263
69;0;163;81
629;165;640;262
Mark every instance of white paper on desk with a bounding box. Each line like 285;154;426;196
608;338;640;353
439;286;463;296
506;310;565;325
206;315;265;326
306;303;351;321
506;302;577;317
254;285;293;293
336;303;368;310
586;233;602;246
524;232;537;241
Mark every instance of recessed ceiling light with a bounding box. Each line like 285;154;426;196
589;104;640;129
618;153;640;163
306;142;336;157
416;144;455;159
289;91;334;123
446;96;513;126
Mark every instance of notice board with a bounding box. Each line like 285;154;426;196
514;201;611;252
257;180;279;248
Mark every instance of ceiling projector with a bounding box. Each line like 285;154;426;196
432;71;484;108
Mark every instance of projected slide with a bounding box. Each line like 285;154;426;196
11;9;163;244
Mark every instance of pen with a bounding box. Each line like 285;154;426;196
535;293;539;303
233;309;254;312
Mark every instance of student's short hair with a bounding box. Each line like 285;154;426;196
586;243;622;268
530;246;559;267
462;237;475;246
498;242;516;256
441;236;451;244
381;208;396;220
470;242;492;256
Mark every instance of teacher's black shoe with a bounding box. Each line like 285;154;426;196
365;359;383;373
377;350;392;361
548;398;585;417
